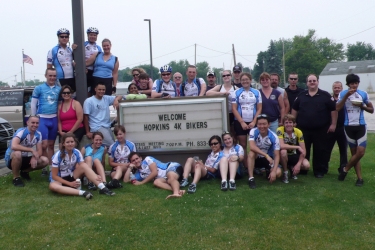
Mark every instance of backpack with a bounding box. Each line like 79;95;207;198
180;78;201;96
156;79;177;95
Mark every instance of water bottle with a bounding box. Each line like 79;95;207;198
193;156;200;163
76;178;81;190
130;172;136;184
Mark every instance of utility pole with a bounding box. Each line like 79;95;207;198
194;44;197;66
144;19;153;80
232;44;237;66
282;39;286;86
14;75;17;86
263;57;265;72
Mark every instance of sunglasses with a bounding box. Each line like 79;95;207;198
59;36;69;39
162;73;171;76
289;78;297;80
257;114;268;118
62;92;71;95
174;76;182;79
209;142;220;146
222;74;231;78
222;131;231;136
133;74;140;77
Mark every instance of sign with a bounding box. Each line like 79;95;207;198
118;96;228;152
0;90;24;106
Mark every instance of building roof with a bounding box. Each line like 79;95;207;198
320;60;375;76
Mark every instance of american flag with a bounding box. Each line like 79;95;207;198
23;54;33;65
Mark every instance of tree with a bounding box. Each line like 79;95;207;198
264;40;281;75
346;42;375;61
168;60;191;77
252;51;267;82
195;61;210;79
119;65;159;82
0;81;9;87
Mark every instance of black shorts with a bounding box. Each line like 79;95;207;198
191;171;216;180
234;120;251;136
229;113;235;125
62;175;76;187
59;78;76;92
255;157;272;170
344;125;367;148
7;156;32;170
287;154;300;167
58;127;85;143
86;69;95;90
92;76;113;95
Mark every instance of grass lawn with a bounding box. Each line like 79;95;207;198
1;134;375;249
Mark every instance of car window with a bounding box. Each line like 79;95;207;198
0;90;24;106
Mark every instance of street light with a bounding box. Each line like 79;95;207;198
144;19;153;80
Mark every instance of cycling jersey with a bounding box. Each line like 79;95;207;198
220;85;237;113
135;156;175;180
47;45;74;79
5;127;42;165
83;95;116;131
232;88;262;122
205;151;224;169
108;140;136;163
84;41;102;70
223;144;244;158
249;128;280;158
84;144;105;162
338;89;370;126
276;126;304;155
32;83;61;116
152;80;177;97
92;53;117;78
51;148;84;178
180;78;205;96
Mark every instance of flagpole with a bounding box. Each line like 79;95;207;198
22;49;25;86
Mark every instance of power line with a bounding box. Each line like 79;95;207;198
337;25;375;42
197;44;232;55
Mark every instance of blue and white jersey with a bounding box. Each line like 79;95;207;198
135;156;171;181
232;88;262;122
205;151;224;170
220;85;237;113
338;89;370;126
92;53;116;78
5;128;42;164
249;128;280;158
108;140;136;163
84;41;102;70
152;80;177;97
84;144;105;161
180;78;205;97
51;149;84;178
223;144;244;158
47;45;74;79
32;83;61;115
83;95;116;131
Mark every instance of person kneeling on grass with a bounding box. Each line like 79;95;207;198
49;133;115;200
126;152;185;199
277;114;310;183
248;114;281;189
107;125;137;189
219;131;244;191
5;115;49;187
81;132;108;191
179;135;224;194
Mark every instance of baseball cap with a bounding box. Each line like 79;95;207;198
233;65;242;72
207;70;216;76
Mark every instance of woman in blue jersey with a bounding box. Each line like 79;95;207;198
86;38;119;96
49;133;115;199
231;72;262;172
107;125;136;188
219;131;244;191
80;132;107;191
179;135;224;194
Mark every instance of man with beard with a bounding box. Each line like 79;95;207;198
205;70;217;93
270;73;290;113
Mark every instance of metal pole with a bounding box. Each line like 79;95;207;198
22;49;25;86
195;44;196;66
71;0;87;105
144;19;153;80
282;39;286;86
232;44;237;66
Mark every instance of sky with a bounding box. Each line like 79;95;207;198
1;0;374;86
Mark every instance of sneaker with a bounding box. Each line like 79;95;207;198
87;182;97;191
338;170;347;181
20;171;31;181
106;179;122;189
221;181;228;191
187;184;196;194
229;181;236;191
248;178;256;189
355;179;364;187
13;177;25;187
82;191;93;200
41;168;48;177
282;172;289;183
291;175;298;180
99;187;115;196
180;178;189;187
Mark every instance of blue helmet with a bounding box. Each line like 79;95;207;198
57;28;70;36
87;27;99;34
160;65;172;73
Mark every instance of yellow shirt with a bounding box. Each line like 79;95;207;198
276;126;304;155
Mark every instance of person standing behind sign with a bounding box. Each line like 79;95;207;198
84;27;102;96
131;68;154;89
137;73;152;98
205;70;217;93
86;38;119;96
107;125;137;188
151;65;177;98
180;65;206;97
231;72;262;171
179;135;224;194
173;72;183;96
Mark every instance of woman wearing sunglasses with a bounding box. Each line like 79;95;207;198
179;135;224;194
219;131;244;191
151;65;177;98
57;85;85;148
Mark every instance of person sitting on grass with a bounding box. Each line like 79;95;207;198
179;135;224;194
81;132;108;191
219;131;244;191
5;115;49;187
127;152;185;199
49;133;115;200
107;125;136;188
248;114;281;189
276;114;310;183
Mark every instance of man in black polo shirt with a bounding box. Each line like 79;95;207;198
291;74;337;178
285;72;304;113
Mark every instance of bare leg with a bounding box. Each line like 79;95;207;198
10;151;22;179
344;146;365;175
47;140;55;165
301;159;311;170
93;159;106;182
154;178;172;191
219;157;229;181
229;160;239;181
248;151;257;178
182;158;195;179
192;164;207;185
49;182;80;196
280;150;289;172
166;171;185;199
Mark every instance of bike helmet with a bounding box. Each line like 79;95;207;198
86;27;99;34
57;28;70;36
160;65;172;73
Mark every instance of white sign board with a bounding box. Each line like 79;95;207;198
118;97;228;152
